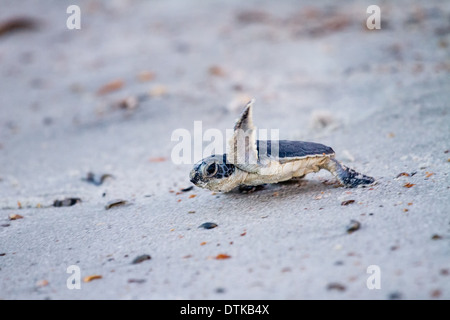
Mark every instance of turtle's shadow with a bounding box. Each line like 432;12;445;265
226;177;341;200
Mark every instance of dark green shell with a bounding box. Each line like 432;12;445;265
257;140;335;159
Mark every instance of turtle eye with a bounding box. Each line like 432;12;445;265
203;162;218;177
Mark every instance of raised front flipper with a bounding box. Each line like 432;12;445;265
227;99;260;173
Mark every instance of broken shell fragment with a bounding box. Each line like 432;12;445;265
83;275;102;282
181;186;194;192
105;199;128;210
215;254;231;260
9;214;23;220
341;200;355;206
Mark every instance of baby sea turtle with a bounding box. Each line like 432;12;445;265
189;99;375;192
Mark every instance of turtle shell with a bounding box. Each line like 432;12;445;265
257;140;334;161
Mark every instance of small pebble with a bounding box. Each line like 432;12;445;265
346;219;361;234
388;291;402;300
116;96;138;110
83;172;113;186
35;279;49;288
132;254;152;264
199;222;218;229
128;279;146;284
430;289;442;298
53;198;81;207
326;282;346;291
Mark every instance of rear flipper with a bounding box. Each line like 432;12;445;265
325;158;375;188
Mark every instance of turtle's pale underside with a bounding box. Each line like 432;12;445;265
190;99;375;192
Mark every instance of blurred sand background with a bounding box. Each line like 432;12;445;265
0;0;449;299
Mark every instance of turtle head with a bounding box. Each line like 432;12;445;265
189;154;239;192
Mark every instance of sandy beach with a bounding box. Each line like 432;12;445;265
0;0;449;299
